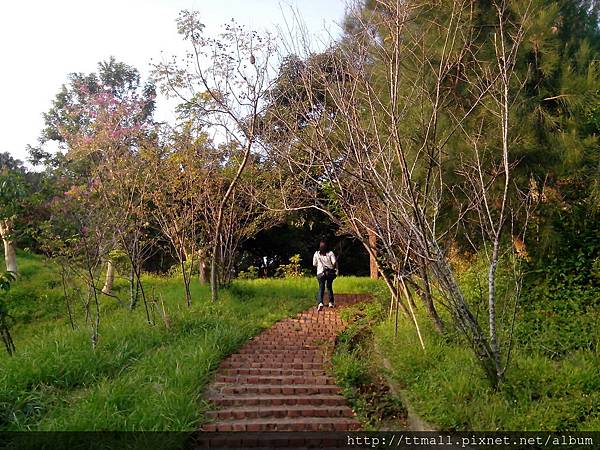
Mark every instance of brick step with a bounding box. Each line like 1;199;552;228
222;368;326;376
216;374;335;385
270;319;344;326
225;352;326;360
242;338;333;350
224;355;327;364
293;316;342;320
206;404;354;421
292;319;343;323
201;416;360;432
220;361;325;370
282;324;339;328
242;343;333;350
235;349;326;356
237;344;326;350
258;332;338;337
212;383;341;396
251;333;335;339
296;313;343;317
276;318;337;322
252;333;334;338
280;316;341;320
206;394;348;407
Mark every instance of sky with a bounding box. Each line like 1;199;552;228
0;0;347;165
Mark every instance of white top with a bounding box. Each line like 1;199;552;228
313;251;337;276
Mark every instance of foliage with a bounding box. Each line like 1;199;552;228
37;57;155;153
0;166;34;269
0;169;28;223
516;206;600;356
237;265;258;280
274;254;304;278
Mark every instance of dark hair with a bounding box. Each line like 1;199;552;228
318;240;328;255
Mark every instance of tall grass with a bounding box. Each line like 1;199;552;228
375;313;600;431
0;252;378;431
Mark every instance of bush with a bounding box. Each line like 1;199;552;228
275;254;304;278
238;265;258;280
515;212;600;357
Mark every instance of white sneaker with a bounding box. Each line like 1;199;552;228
317;303;324;311
328;302;334;308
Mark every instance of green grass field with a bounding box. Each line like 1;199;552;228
0;251;378;431
373;311;600;431
3;251;598;432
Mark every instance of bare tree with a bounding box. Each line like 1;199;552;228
42;181;116;349
453;0;531;379
153;11;277;301
200;153;282;285
97;149;158;318
264;0;532;387
147;132;208;307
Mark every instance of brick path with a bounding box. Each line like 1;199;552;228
201;294;369;433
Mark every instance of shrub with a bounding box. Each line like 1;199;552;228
275;254;303;278
238;265;258;280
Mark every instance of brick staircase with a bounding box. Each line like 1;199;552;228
200;294;369;433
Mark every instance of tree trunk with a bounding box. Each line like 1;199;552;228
0;220;17;275
2;238;17;275
211;135;255;302
210;246;219;302
180;252;192;307
418;264;445;335
129;264;137;309
1;321;16;356
101;260;115;295
198;251;208;284
368;230;378;279
431;247;500;389
488;240;502;380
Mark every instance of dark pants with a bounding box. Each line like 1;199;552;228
317;275;334;305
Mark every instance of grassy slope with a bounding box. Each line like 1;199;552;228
364;253;599;431
7;251;595;432
0;251;377;431
374;307;600;431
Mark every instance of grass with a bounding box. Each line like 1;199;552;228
329;251;599;432
331;299;407;430
0;251;377;431
375;313;600;431
5;250;596;433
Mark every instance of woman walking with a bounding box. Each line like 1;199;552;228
313;240;337;311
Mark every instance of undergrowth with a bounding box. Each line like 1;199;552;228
332;301;407;430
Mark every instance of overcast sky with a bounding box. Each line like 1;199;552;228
0;0;347;164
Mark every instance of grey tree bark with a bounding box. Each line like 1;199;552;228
0;220;17;275
101;259;115;295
